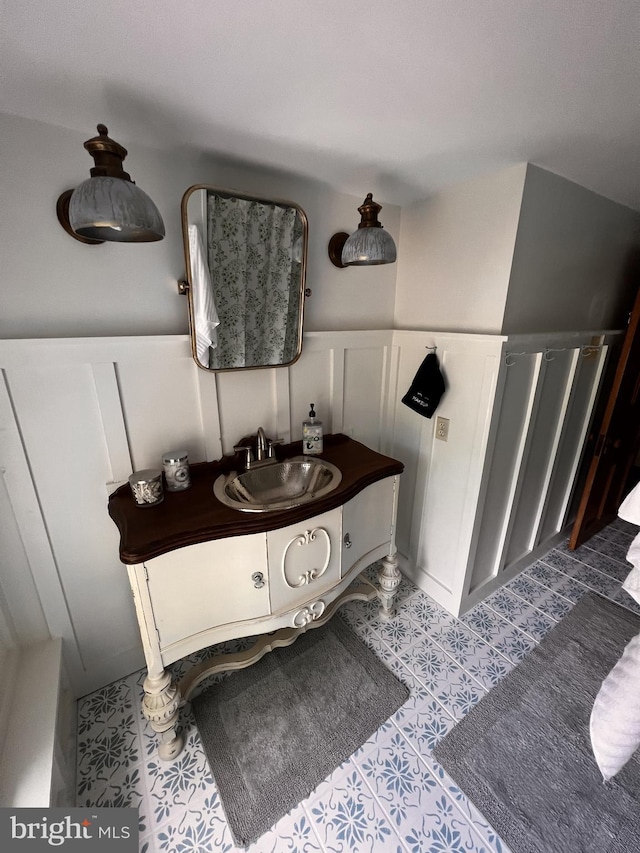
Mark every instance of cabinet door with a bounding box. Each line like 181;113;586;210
266;507;342;614
145;534;269;650
342;478;395;576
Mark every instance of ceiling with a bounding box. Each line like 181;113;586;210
2;0;639;209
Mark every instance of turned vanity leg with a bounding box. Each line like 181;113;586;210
141;669;184;761
378;551;401;620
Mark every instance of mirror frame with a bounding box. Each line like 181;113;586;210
180;184;308;373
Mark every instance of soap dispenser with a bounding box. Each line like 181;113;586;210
302;403;323;455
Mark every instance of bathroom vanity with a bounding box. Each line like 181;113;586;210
108;434;404;759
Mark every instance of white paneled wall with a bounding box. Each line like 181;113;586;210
389;330;618;617
463;332;616;610
0;332;395;696
0;327;616;695
389;331;507;612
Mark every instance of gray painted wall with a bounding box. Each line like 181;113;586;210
393;165;527;333
4;112;637;344
502;164;640;334
0;113;400;340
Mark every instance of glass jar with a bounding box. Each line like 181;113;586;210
128;469;164;507
162;450;191;491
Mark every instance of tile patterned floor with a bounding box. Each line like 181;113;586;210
76;518;640;852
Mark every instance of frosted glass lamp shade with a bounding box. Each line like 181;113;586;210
327;193;396;267
69;176;165;242
57;124;165;244
341;226;396;266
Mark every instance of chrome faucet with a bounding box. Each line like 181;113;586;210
256;426;268;462
234;427;283;470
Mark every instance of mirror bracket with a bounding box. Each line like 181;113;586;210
177;279;189;295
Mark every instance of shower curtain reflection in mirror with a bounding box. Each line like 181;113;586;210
204;191;304;370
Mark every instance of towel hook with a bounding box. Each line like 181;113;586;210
580;344;602;358
505;351;526;367
543;347;567;362
425;345;437;353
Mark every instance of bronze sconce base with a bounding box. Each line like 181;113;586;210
328;232;350;268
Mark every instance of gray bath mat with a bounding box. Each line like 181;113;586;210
191;615;409;848
433;592;640;853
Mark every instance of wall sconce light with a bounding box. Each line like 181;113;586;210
328;193;397;268
56;124;165;244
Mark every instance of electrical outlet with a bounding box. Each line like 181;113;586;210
435;416;449;442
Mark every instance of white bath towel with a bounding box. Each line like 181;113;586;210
188;224;220;366
619;481;640;605
622;533;640;605
588;481;640;781
590;631;640;780
619;481;640;526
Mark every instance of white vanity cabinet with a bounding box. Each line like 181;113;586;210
342;477;397;576
109;434;404;760
140;532;270;655
266;506;343;614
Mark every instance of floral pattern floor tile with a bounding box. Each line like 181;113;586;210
595;524;636;548
76;524;632;852
613;587;640;615
357;729;493;852
539;549;622;597
306;768;400;852
588;532;633;565
427;622;513;685
504;574;574;621
420;753;513;853
523;561;594;603
459;604;537;664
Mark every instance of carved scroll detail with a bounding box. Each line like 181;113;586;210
282;526;331;588
293;600;326;627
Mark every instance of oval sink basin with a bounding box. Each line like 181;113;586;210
214;455;342;512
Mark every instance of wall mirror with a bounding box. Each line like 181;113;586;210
180;185;308;371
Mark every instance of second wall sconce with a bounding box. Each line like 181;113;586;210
328;193;397;268
56;124;165;244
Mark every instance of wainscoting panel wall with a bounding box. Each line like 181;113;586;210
389;330;619;616
464;331;617;612
0;332;395;696
389;331;507;614
0;328;617;695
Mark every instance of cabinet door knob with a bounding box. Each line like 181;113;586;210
343;533;352;549
252;572;266;589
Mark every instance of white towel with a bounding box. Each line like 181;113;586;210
619;481;640;525
622;532;640;605
590;631;640;780
188;224;219;366
588;480;640;782
619;482;640;605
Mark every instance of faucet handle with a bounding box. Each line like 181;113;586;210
233;445;254;468
267;438;285;458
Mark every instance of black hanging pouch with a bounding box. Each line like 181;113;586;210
401;352;446;418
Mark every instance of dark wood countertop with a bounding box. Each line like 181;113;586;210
108;434;404;564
